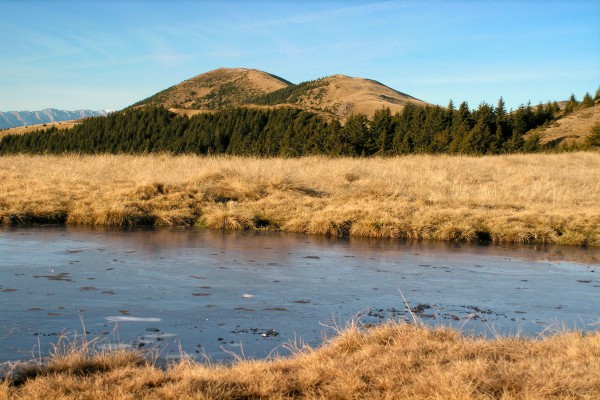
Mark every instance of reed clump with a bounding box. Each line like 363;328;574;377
2;322;599;399
0;152;599;245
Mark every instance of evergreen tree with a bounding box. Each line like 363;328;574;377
371;108;395;155
511;103;535;135
564;94;578;114
446;100;455;120
390;103;417;154
523;134;541;152
495;97;507;121
462;103;495;154
581;92;594;109
504;131;525;153
448;101;472;153
343;113;372;156
322;120;343;155
586;123;600;148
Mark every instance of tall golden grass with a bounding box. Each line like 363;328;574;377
1;152;599;245
2;322;599;399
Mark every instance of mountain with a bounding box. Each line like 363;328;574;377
133;68;428;121
251;74;428;120
0;109;111;130
134;67;291;110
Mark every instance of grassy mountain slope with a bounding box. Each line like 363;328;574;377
134;68;428;121
258;74;428;120
133;67;291;110
526;104;600;147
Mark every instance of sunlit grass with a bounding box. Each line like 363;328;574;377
0;152;599;245
2;322;599;399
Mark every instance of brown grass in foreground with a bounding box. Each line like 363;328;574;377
1;153;599;245
2;322;599;399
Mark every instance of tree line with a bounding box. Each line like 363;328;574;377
0;93;596;157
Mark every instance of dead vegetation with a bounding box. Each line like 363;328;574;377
0;152;599;245
526;104;600;147
0;121;78;138
2;322;599;399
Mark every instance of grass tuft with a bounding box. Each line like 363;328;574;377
2;322;599;399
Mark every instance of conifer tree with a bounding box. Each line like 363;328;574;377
495;97;507;121
371;108;395;155
447;101;472;153
586;123;600;148
511;103;535;135
564;94;578;114
581;92;594;109
343;113;372;156
446;100;455;120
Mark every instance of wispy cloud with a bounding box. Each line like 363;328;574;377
238;1;404;30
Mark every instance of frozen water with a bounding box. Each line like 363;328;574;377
1;225;599;363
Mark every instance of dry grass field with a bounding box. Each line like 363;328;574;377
0;152;599;246
2;322;599;399
0;121;78;138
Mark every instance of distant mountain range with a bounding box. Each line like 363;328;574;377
0;109;111;129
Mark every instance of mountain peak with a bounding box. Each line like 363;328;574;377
279;73;427;119
135;67;291;110
132;68;427;121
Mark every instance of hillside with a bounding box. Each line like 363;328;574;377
254;74;428;120
526;104;600;147
0;109;110;129
133;68;428;121
134;67;291;110
298;75;428;118
0;120;79;139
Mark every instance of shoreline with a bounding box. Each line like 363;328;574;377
1;216;599;247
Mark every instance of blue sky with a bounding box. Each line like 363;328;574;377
1;0;599;111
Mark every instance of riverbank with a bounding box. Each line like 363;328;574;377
2;322;599;399
1;153;599;245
